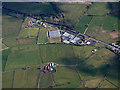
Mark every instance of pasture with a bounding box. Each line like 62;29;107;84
74;16;93;33
14;67;40;88
2;72;14;88
37;27;50;44
87;2;111;15
2;38;18;47
5;45;42;70
73;46;94;63
19;28;39;38
86;15;118;43
53;66;82;88
56;3;88;25
39;73;54;88
2;48;11;71
100;80;116;88
39;44;77;65
2;14;23;38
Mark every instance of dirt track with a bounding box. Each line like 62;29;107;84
37;72;43;88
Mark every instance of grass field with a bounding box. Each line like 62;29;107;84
74;16;93;33
100;80;116;88
73;46;94;63
39;73;54;88
56;3;88;25
86;15;118;43
2;72;14;88
75;48;117;88
4;45;96;71
2;38;18;47
87;2;111;15
107;59;119;87
5;45;42;70
2;14;23;38
2;49;11;71
37;27;50;43
39;44;77;65
86;49;116;68
19;28;39;38
14;67;40;88
2;43;8;50
53;66;82;88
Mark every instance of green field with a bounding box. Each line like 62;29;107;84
87;2;111;15
86;49;116;68
2;14;23;38
39;73;54;88
4;45;98;70
86;15;118;43
107;59;119;87
39;44;76;64
19;28;39;38
100;80;116;88
75;48;118;88
53;66;82;88
2;72;14;88
2;49;11;71
2;43;8;50
73;46;94;63
2;2;119;88
56;3;88;25
5;45;42;70
14;67;40;88
37;27;50;43
87;16;118;33
2;38;18;47
74;16;93;33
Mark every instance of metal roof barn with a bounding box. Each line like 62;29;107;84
71;37;80;44
49;30;61;38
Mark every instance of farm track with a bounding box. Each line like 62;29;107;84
74;3;94;28
37;72;43;88
83;16;95;34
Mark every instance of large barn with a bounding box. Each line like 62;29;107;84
48;30;61;38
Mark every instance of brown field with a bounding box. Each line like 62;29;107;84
109;31;120;39
50;37;61;43
99;30;120;39
17;39;34;44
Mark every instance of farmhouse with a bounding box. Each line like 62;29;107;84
44;63;56;73
48;30;61;38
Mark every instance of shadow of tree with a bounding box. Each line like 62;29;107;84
107;2;120;17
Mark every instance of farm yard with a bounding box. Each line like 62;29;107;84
2;2;119;89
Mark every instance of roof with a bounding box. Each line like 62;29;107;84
62;32;70;37
71;37;80;44
63;40;70;44
49;30;61;38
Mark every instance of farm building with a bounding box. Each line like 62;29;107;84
63;40;70;44
48;30;61;38
62;32;75;39
71;37;81;44
62;32;71;37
